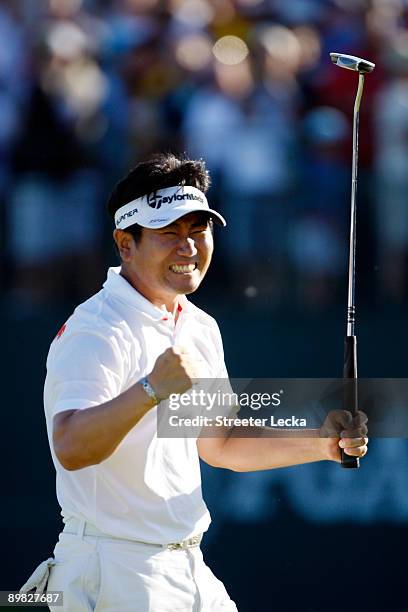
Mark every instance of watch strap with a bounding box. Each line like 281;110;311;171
140;376;159;405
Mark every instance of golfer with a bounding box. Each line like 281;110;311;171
21;153;368;611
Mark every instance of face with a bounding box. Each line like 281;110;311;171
114;212;214;310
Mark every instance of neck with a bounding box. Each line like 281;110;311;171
120;267;180;314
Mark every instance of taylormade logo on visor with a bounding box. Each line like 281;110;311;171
148;191;204;209
114;185;226;230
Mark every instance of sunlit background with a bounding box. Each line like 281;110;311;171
1;1;408;610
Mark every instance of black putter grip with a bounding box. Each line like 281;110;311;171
342;335;360;468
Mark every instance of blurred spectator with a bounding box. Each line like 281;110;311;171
289;106;349;307
6;17;106;312
374;31;408;302
0;1;28;291
184;27;300;301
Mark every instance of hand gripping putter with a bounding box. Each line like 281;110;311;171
330;53;375;468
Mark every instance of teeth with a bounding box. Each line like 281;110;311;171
170;264;196;273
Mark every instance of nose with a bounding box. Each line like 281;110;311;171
176;236;197;257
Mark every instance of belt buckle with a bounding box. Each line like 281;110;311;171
166;535;201;551
186;535;201;548
167;542;183;551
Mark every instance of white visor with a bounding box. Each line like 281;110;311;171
114;185;226;230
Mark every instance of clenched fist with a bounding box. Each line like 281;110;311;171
320;409;368;462
147;346;201;400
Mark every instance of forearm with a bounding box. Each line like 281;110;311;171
53;382;155;470
200;426;333;472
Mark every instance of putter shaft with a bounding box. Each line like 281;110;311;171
347;72;365;338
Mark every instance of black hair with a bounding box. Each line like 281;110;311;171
107;152;211;244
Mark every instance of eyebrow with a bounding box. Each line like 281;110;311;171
160;217;210;230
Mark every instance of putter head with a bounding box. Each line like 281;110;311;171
330;52;375;74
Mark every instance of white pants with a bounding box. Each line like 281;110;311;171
47;531;238;612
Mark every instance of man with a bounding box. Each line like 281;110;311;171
22;153;367;611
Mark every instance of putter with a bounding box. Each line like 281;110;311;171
330;52;375;468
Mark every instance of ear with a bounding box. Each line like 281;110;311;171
113;229;135;262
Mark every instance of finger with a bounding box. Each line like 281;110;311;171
176;346;191;354
182;356;205;371
353;411;368;426
180;361;198;377
339;436;368;449
342;445;368;458
341;424;368;437
170;346;189;357
325;409;353;431
334;409;353;428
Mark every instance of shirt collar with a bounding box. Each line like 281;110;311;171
103;266;188;321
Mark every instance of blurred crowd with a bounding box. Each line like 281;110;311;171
1;0;408;313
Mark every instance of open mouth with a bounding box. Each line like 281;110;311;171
169;263;198;274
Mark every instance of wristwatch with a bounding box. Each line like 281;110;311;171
140;376;160;405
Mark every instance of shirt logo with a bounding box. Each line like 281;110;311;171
56;323;67;339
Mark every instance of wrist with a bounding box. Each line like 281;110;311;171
318;435;341;462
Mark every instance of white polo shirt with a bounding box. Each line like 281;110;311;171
44;266;229;544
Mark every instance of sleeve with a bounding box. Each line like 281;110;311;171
45;330;128;418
